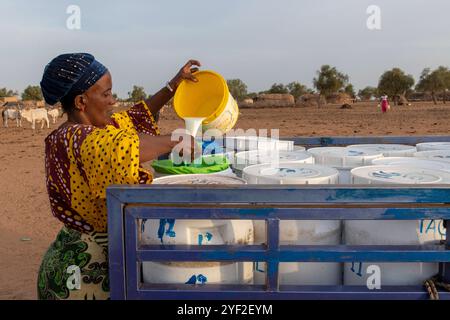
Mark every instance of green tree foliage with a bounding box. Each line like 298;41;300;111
22;85;43;101
344;84;356;98
358;86;378;100
128;85;147;102
416;66;450;104
287;82;309;100
227;79;248;101
378;68;415;105
313;65;349;98
245;92;258;99
0;88;18;98
268;83;289;94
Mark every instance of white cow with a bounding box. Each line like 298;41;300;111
20;108;50;130
47;108;62;124
2;108;22;127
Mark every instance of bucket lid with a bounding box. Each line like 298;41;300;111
414;150;450;163
152;155;230;175
346;144;417;156
372;157;450;172
152;174;246;185
416;142;450;152
225;135;294;151
243;162;339;184
294;145;306;152
234;150;314;171
307;147;382;168
351;165;450;184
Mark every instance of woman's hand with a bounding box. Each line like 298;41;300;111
170;59;202;89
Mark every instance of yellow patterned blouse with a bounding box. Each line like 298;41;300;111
45;101;160;233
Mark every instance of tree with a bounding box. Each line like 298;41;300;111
112;93;118;100
313;65;349;100
227;79;248;102
268;83;289;94
416;66;450;104
22;85;43;101
377;68;415;105
245;92;258;99
128;85;147;102
344;84;356;98
0;88;18;98
358;86;378;100
287;82;308;100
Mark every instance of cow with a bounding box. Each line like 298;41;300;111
2;107;22;128
20;108;50;130
47;108;62;124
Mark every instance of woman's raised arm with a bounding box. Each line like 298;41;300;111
144;60;201;116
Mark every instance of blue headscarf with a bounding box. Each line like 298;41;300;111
40;53;108;105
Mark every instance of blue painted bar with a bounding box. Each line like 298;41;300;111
135;245;450;263
266;219;280;291
125;214;139;299
443;220;450;283
126;206;450;220
109;185;450;205
106;192;126;300
286;135;450;147
132;284;450;300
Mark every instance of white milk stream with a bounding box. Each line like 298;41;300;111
183;117;206;137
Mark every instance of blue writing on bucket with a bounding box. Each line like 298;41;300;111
351;262;363;277
157;219;176;243
253;262;265;273
198;232;213;245
185;274;208;285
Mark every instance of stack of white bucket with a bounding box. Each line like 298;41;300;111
227;136;341;285
344;142;449;286
243;162;343;285
145;135;450;287
232;138;449;287
141;170;254;284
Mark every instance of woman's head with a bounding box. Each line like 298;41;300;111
41;53;116;127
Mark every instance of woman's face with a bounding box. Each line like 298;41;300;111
78;71;116;127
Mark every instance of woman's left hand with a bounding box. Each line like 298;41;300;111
170;59;202;89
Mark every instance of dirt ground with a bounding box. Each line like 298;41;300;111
1;101;449;299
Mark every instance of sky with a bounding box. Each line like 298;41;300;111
1;0;450;98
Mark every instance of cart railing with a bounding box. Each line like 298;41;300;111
107;136;450;300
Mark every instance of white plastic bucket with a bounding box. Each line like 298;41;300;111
243;162;342;285
345;165;448;286
225;136;295;152
234;149;314;172
372;157;450;173
307;147;382;184
142;174;254;285
346;144;417;157
243;162;339;185
414;150;450;164
416;142;450;152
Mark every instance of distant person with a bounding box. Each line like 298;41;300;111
380;94;390;113
38;53;200;300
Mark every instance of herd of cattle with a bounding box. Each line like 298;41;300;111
1;105;62;130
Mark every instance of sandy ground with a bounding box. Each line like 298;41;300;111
1;101;450;299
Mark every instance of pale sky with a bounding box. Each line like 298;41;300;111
1;0;450;98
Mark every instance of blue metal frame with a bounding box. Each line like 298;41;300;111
107;136;450;300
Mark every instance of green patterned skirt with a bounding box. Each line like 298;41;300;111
37;227;110;300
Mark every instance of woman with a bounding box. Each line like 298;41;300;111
37;53;200;300
380;94;390;113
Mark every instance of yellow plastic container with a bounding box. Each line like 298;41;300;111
174;70;239;134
